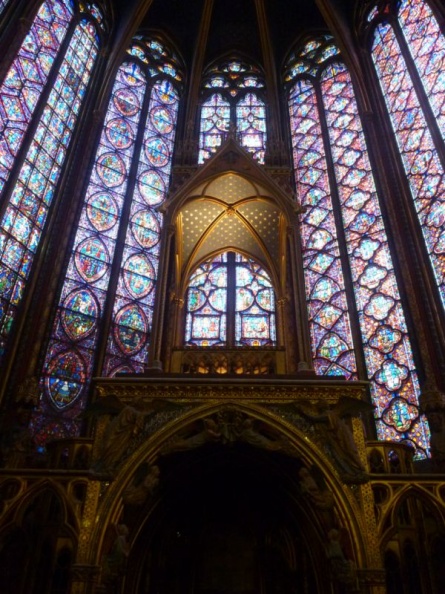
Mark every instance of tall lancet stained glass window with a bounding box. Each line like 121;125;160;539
286;37;429;456
0;0;101;359
33;38;182;443
199;60;266;164
369;0;445;309
185;252;276;348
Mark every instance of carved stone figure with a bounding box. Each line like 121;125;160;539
96;405;146;472
89;397;182;472
326;528;357;590
237;417;288;451
294;397;373;483
102;524;130;584
298;466;334;510
162;411;289;456
122;464;160;506
161;418;222;455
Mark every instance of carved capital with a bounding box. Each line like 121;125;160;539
71;564;101;583
356;568;386;587
419;381;445;412
277;298;288;309
92;109;104;124
173;295;184;308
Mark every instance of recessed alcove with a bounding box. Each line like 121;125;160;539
124;443;328;594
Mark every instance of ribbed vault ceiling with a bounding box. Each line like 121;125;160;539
177;173;284;280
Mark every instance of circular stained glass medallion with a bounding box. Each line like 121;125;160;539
106;117;135;150
119;62;145;87
150;106;174;134
145;137;169;167
123;253;156;299
61;288;98;341
45;350;85;409
153;79;178;104
138;170;165;206
114;304;148;354
75;236;109;282
86;192;119;232
114;88;140;117
130;209;160;248
96;153;127;187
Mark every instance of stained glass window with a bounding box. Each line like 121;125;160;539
370;1;445;309
185;252;276;348
185;254;228;347
236;93;267;163
0;1;100;359
287;38;429;456
33;38;181;443
199;94;230;163
198;60;267;164
288;77;357;380
0;0;10;14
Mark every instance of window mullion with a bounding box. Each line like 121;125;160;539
227;251;236;347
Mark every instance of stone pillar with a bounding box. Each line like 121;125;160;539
70;564;102;594
356;568;387;594
419;381;445;470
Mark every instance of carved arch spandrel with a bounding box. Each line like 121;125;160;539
88;400;373;572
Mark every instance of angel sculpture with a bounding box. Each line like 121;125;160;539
85;395;182;473
160;417;222;455
122;463;160;506
294;396;374;483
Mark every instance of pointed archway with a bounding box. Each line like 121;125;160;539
87;397;376;593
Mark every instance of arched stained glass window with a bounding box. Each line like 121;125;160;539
198;60;267;164
0;0;101;359
185;252;276;348
199;94;231;163
287;37;429;456
370;0;445;308
33;38;181;444
236;92;266;163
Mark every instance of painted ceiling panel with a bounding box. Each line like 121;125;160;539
204;173;257;203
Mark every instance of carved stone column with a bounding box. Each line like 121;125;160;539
419;380;445;469
356;568;387;594
70;564;102;594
